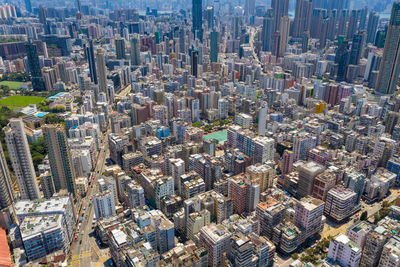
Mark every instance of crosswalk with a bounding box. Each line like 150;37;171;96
70;259;81;267
71;251;92;260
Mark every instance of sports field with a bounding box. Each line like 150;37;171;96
203;129;228;143
0;81;23;90
0;95;45;110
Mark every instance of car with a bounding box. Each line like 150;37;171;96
90;197;93;201
74;234;78;240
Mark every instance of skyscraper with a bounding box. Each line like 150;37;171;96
115;37;125;59
279;16;290;56
349;31;365;65
271;0;289;33
130;34;141;66
0;141;14;209
25;41;45;91
179;27;186;54
337;9;348;37
376;2;400;95
335;40;350;82
292;0;312;38
25;0;32;13
96;48;109;102
297;161;325;199
38;6;46;24
347;9;359;40
258;102;268;136
86;39;97;84
210;30;218;63
244;0;255;17
192;0;203;40
76;0;81;12
43;124;76;197
191;49;199;77
4;119;40;200
261;9;273;52
366;11;379;44
359;6;368;31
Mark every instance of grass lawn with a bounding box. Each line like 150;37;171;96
0;81;23;90
0;95;45;110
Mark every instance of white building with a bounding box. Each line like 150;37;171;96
258;102;268;136
327;234;362;267
378;236;400;267
218;98;229;120
253;136;275;163
4;118;40;200
94;190;116;218
235;113;253;129
324;186;357;222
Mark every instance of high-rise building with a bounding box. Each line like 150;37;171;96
86;39;97;84
4;119;40;200
281;150;294;175
96;48;108;101
179;27;186;53
199;224;232;267
38;6;46;24
349;31;365;65
191;49;199;77
297;161;325;199
130;34;141;66
366;11;379;44
375;2;400;95
0;141;14;209
205;6;214;29
337;9;348;37
359;6;368;30
115;37;125;59
271;0;289;33
192;0;203;40
24;0;32;12
327;234;362;267
378;236;400;267
324;186;357;222
360;230;390;267
245;0;255;17
43;124;76;197
279;16;290;57
25;41;45;91
292;0;312;38
210;30;218;63
258;102;268;136
261;9;274;52
295;197;325;240
335;40;350;82
347;9;359;40
229;233;253;266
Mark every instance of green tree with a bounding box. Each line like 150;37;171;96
291;253;299;260
44;113;65;124
360;211;368;221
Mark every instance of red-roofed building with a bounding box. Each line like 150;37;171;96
0;228;12;267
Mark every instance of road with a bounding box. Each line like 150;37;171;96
69;137;110;267
69;80;132;267
275;189;400;267
248;27;260;64
321;188;400;239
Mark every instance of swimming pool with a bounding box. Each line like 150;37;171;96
34;112;48;118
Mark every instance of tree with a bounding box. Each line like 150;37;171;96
360;211;368;221
291;253;299;260
374;213;380;224
44;113;64;124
